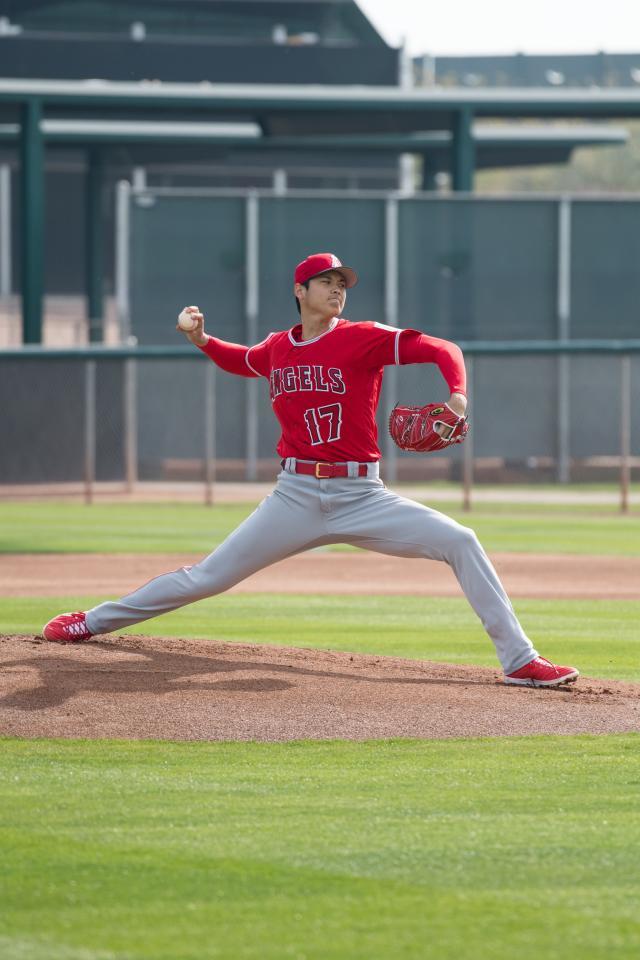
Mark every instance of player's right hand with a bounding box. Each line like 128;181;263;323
176;305;207;346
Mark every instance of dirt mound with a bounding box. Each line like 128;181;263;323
1;634;638;742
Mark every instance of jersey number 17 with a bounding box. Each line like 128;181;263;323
303;403;343;445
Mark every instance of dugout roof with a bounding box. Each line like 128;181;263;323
0;118;627;169
4;77;639;342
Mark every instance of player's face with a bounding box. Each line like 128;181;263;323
299;271;347;318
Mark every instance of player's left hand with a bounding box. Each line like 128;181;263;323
435;392;467;437
446;391;467;417
389;400;469;452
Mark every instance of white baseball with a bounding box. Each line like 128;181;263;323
178;307;198;332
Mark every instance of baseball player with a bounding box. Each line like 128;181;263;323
43;253;579;687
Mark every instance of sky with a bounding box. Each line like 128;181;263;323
357;0;640;57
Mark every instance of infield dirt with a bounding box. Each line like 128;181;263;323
2;550;640;598
2;550;639;742
1;634;639;742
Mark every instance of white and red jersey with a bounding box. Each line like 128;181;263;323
199;317;466;462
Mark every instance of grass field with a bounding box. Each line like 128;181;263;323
1;500;640;554
3;594;639;681
1;735;639;960
2;499;639;959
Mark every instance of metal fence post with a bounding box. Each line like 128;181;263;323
115;180;131;343
123;357;138;493
245;191;259;480
557;197;572;482
384;195;399;484
86;148;105;343
452;109;475;192
462;355;474;511
20;99;44;344
620;355;631;514
84;360;96;504
0;164;11;299
204;361;216;505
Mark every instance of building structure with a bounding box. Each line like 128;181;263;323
416;51;640;89
0;2;633;341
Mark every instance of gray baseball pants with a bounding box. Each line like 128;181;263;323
85;462;538;674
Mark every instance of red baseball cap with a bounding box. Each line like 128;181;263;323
294;253;358;288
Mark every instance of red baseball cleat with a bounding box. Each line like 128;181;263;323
42;611;93;643
505;656;579;688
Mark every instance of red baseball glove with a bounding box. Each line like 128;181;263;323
389;402;469;453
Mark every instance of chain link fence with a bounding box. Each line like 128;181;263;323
1;343;638;510
2;189;640;507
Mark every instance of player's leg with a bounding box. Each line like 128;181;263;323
329;479;537;676
47;475;326;638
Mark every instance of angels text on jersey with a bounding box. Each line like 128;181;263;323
269;364;346;401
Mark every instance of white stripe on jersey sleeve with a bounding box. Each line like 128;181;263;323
373;322;399;333
373;321;405;365
245;332;275;377
245;351;261;376
395;329;402;365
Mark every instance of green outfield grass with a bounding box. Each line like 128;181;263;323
1;500;640;554
2;497;638;960
1;735;638;960
4;594;638;680
0;502;256;555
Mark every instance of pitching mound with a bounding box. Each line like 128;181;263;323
1;634;639;741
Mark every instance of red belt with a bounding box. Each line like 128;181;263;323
283;460;372;479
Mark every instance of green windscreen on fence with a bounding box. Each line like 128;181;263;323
129;195;249;465
570;201;640;339
397;199;558;340
130;195;246;345
257;196;386;336
127;192;639;346
119;191;640;480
